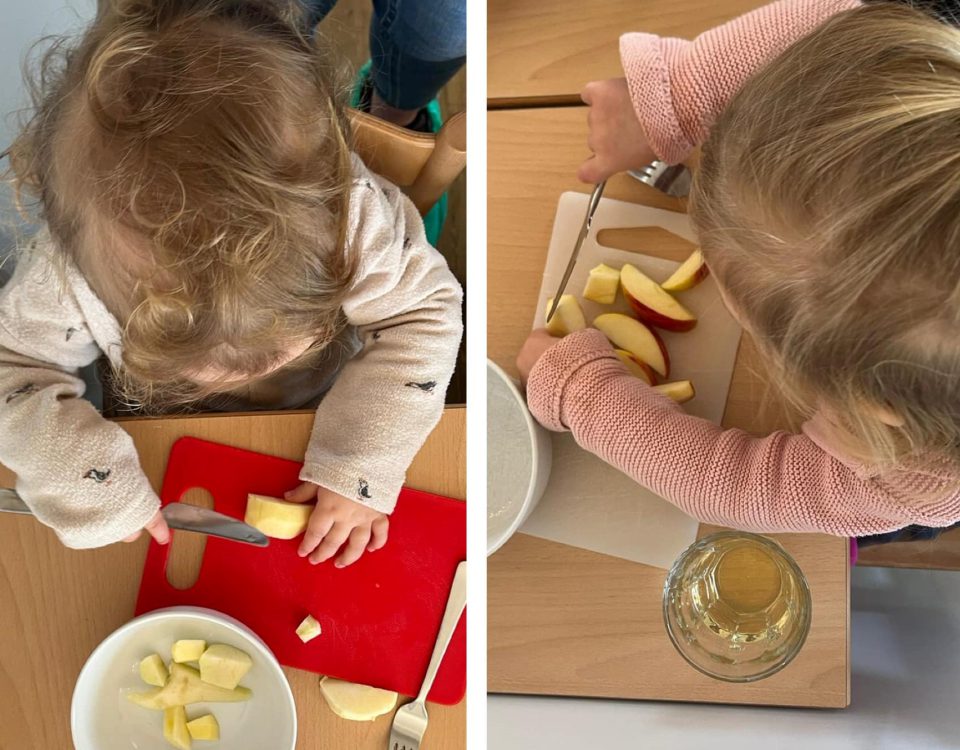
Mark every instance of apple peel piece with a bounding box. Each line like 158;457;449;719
661;249;708;292
654;380;696;404
245;494;312;539
613;349;656;385
621;264;697;332
127;663;252;710
582;263;620;304
593;313;669;378
545;294;587;337
319;676;399;722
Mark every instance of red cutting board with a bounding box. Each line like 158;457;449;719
135;437;466;704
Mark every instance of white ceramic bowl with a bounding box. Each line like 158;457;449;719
487;359;552;555
72;607;296;750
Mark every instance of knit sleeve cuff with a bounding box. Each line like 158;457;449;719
620;33;694;165
526;329;621;431
300;460;402;515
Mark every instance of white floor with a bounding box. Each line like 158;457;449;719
489;566;960;750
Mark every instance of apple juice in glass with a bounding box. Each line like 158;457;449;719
662;532;812;682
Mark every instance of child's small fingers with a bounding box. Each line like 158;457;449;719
580;82;596;105
144;512;170;545
284;481;317;503
298;514;335;557
335;527;371;568
367;517;389;552
577;156;601;184
309;522;351;565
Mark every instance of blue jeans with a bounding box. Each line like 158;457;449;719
305;0;466;110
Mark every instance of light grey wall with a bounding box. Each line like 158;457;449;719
0;0;95;280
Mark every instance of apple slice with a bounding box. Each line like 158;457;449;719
171;640;206;664
163;706;191;750
545;294;587;337
198;644;253;690
296;615;322;643
186;715;220;741
613;349;656;385
319;677;399;722
593;313;669;378
127;663;252;710
245;494;312;539
653;380;696;404
582;263;620;304
661;249;708;292
621;264;697;331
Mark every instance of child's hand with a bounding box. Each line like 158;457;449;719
578;78;656;183
517;329;562;387
122;510;171;545
285;482;389;567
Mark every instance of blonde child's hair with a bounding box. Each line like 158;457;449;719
691;3;960;474
4;0;358;409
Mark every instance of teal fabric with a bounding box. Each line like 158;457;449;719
351;61;447;247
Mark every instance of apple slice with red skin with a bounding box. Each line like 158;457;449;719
593;313;669;378
621;264;697;332
661;250;708;292
614;349;657;385
653;380;695;404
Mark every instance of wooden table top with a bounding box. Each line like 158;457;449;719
0;407;465;750
488;0;761;105
487;106;850;708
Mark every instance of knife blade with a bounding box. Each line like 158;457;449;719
545;180;606;323
0;488;269;547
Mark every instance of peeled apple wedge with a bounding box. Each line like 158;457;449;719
593;313;669;378
661;249;708;292
186;714;220;741
127;663;252;710
319;676;398;722
544;294;587;337
296;615;323;643
163;706;192;750
171;640;206;663
198;644;253;690
613;349;656;385
654;380;696;404
140;654;169;687
244;493;312;539
582;263;620;304
621;264;697;331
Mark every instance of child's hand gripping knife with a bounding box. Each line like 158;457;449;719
578;0;860;183
0;241;169;549
287;159;462;568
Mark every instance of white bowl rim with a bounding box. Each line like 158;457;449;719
70;605;297;748
487;358;547;555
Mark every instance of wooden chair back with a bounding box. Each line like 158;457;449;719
348;109;466;216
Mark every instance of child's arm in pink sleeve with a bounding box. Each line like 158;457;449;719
621;0;860;164
526;329;915;537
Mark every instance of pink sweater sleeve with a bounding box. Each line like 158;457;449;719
526;329;931;537
620;0;860;164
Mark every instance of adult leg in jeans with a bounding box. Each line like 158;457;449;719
368;0;465;126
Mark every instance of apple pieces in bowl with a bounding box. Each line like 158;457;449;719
127;640;254;748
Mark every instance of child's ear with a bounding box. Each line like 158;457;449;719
869;402;906;428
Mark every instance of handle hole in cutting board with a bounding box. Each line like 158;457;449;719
596;226;698;263
166;487;214;590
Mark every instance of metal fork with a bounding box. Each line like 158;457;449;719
388;560;467;750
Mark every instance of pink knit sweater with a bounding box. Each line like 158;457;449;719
527;0;960;537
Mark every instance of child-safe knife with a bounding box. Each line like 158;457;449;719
545;180;607;323
0;487;269;547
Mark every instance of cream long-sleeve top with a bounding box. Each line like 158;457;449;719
0;155;462;549
527;0;960;537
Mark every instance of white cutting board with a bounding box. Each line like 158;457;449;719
519;191;742;569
